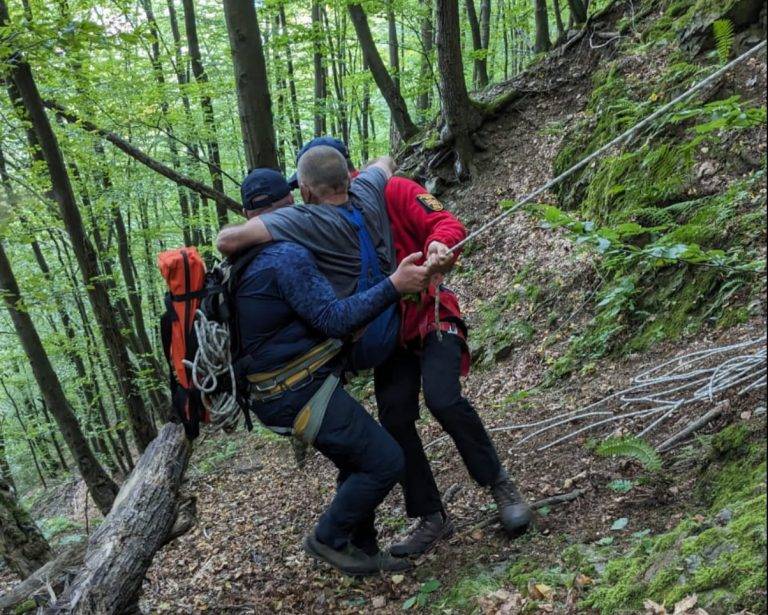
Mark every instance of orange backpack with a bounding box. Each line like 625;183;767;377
158;247;209;438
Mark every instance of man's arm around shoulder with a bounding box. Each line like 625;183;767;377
216;218;273;256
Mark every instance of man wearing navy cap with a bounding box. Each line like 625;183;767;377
240;167;294;217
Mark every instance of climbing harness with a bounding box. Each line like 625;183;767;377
446;40;767;256
247;338;343;401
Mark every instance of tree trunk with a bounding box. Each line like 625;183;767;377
0;242;118;515
181;0;228;228
222;0;279;171
311;1;327;136
2;379;47;489
552;0;566;38
348;3;419;141
0;417;15;492
0;5;158;454
417;0;434;114
52;424;191;614
534;0;552;52
278;4;304;152
466;0;490;88
435;0;481;177
0;475;52;579
323;6;350;146
567;0;588;24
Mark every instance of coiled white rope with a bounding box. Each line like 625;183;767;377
183;310;240;431
425;337;766;451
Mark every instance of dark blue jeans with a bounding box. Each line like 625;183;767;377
253;377;405;551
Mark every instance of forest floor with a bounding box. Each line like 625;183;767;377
2;9;766;614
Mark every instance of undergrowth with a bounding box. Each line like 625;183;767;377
434;420;767;614
539;34;766;381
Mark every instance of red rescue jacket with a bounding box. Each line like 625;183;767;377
384;176;471;375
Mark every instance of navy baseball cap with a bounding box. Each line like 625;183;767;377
240;168;291;211
288;136;351;189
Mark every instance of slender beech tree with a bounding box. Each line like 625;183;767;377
466;0;490;88
222;0;279;171
436;0;481;176
0;416;15;492
348;3;419;141
0;241;118;514
311;1;328;136
181;0;228;228
278;4;304;151
0;474;52;579
0;0;158;452
567;0;588;24
552;0;566;38
534;0;552;52
417;0;434;114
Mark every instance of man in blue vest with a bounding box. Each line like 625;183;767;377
231;167;431;576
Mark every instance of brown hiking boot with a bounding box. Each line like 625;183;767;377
303;533;412;576
390;512;455;558
490;474;532;536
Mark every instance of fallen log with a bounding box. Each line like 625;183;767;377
49;423;191;614
0;423;192;614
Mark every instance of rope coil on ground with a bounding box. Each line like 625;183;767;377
425;337;766;452
183;310;240;431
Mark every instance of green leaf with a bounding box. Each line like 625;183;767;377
608;479;634;493
403;596;417;610
596;536;614;546
595;436;662;471
611;517;629;531
421;579;441;593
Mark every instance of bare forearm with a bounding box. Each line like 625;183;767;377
366;156;396;179
216;219;271;256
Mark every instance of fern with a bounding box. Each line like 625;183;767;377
712;19;734;64
595;436;662;470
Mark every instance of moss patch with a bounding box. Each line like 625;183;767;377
582;422;767;614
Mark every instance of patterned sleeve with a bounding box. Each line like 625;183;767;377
276;243;399;338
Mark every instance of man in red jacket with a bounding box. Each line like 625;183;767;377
227;136;532;556
376;173;531;557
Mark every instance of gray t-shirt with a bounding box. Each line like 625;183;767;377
260;167;396;298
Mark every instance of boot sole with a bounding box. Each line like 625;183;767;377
391;520;456;559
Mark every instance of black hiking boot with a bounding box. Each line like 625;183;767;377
390;512;455;558
303;533;412;576
490;473;532;536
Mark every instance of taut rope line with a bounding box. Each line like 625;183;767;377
446;40;767;256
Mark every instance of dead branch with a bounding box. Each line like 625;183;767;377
44;100;243;215
656;404;727;453
48;423;191;614
464;488;590;532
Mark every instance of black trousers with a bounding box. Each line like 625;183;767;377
254;378;404;551
374;331;502;518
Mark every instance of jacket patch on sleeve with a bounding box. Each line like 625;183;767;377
416;193;444;212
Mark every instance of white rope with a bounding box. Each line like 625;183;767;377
446;40;767;255
425;337;766;452
183;310;241;431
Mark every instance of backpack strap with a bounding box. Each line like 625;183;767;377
339;205;383;291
